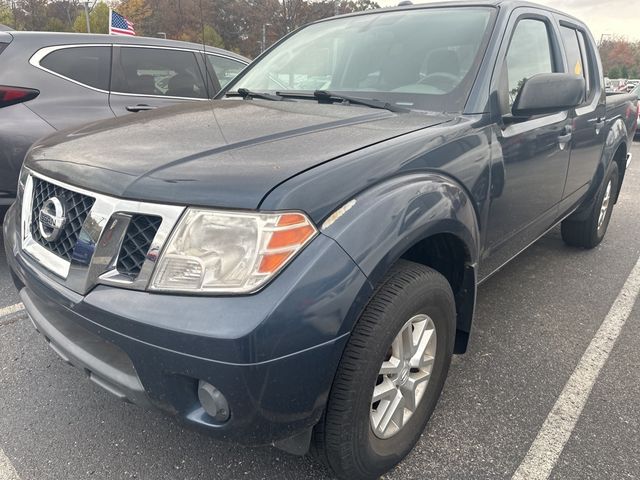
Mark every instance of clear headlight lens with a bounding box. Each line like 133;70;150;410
150;208;317;293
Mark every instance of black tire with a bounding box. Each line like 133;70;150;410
561;161;619;249
312;260;455;480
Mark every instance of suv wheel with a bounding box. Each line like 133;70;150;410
312;260;455;480
561;161;619;249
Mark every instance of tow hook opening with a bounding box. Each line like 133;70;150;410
197;380;231;423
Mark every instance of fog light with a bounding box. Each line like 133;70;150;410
198;380;230;422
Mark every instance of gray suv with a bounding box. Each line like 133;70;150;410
0;31;248;214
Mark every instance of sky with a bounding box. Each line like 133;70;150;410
377;0;640;41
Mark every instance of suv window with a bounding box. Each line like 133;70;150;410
505;19;555;106
112;47;207;98
40;46;111;91
560;26;587;102
207;55;245;88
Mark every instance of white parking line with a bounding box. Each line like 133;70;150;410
512;255;640;480
0;448;20;480
0;303;24;318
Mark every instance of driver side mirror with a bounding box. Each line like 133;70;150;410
512;73;585;117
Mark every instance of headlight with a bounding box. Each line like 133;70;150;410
150;209;317;293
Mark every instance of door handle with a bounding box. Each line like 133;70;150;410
558;126;572;150
125;104;157;112
595;117;605;134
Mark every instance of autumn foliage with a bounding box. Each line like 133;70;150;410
0;0;379;58
599;38;640;79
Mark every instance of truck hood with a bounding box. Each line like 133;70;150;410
27;99;453;209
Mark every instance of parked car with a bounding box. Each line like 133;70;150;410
0;31;249;218
626;79;640;92
632;84;640;137
4;2;638;479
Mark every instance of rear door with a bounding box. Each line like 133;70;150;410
27;44;114;129
556;19;606;202
109;45;209;116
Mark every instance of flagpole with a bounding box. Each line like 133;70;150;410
108;8;112;35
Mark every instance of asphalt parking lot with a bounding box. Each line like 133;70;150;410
1;142;639;480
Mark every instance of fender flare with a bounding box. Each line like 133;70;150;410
571;118;628;220
320;172;481;350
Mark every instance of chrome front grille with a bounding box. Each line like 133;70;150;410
30;177;95;261
116;214;163;278
20;170;185;294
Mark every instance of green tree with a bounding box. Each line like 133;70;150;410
73;1;108;33
44;16;67;31
200;24;224;48
0;3;13;27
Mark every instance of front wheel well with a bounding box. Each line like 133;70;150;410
400;233;476;353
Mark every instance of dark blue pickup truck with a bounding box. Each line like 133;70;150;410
3;1;638;479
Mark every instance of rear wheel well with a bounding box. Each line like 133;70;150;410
400;233;475;353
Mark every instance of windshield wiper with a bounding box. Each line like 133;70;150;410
312;90;408;113
228;88;283;101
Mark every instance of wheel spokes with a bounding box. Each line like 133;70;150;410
379;356;402;375
409;324;435;369
374;389;406;437
400;370;431;411
372;376;397;403
370;314;438;439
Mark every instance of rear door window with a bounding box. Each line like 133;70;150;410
207;55;246;88
39;46;111;91
576;30;595;100
560;26;587;102
112;47;207;99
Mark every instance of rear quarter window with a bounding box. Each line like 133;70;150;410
39;46;111;91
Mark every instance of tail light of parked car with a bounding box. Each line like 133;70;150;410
0;86;40;109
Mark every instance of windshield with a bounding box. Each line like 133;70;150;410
227;7;495;112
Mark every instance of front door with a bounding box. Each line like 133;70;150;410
481;14;572;279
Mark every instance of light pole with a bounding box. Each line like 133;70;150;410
261;23;271;53
83;1;91;33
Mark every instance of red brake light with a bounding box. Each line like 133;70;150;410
0;86;40;108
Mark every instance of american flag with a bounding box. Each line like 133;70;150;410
109;9;136;36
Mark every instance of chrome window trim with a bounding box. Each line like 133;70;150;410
118;44;248;64
109;91;210;101
204;52;249;65
29;44;247;100
20;169;185;295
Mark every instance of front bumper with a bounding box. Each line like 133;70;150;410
4;203;373;447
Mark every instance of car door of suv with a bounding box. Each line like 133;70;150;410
109;45;210;116
481;11;573;279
